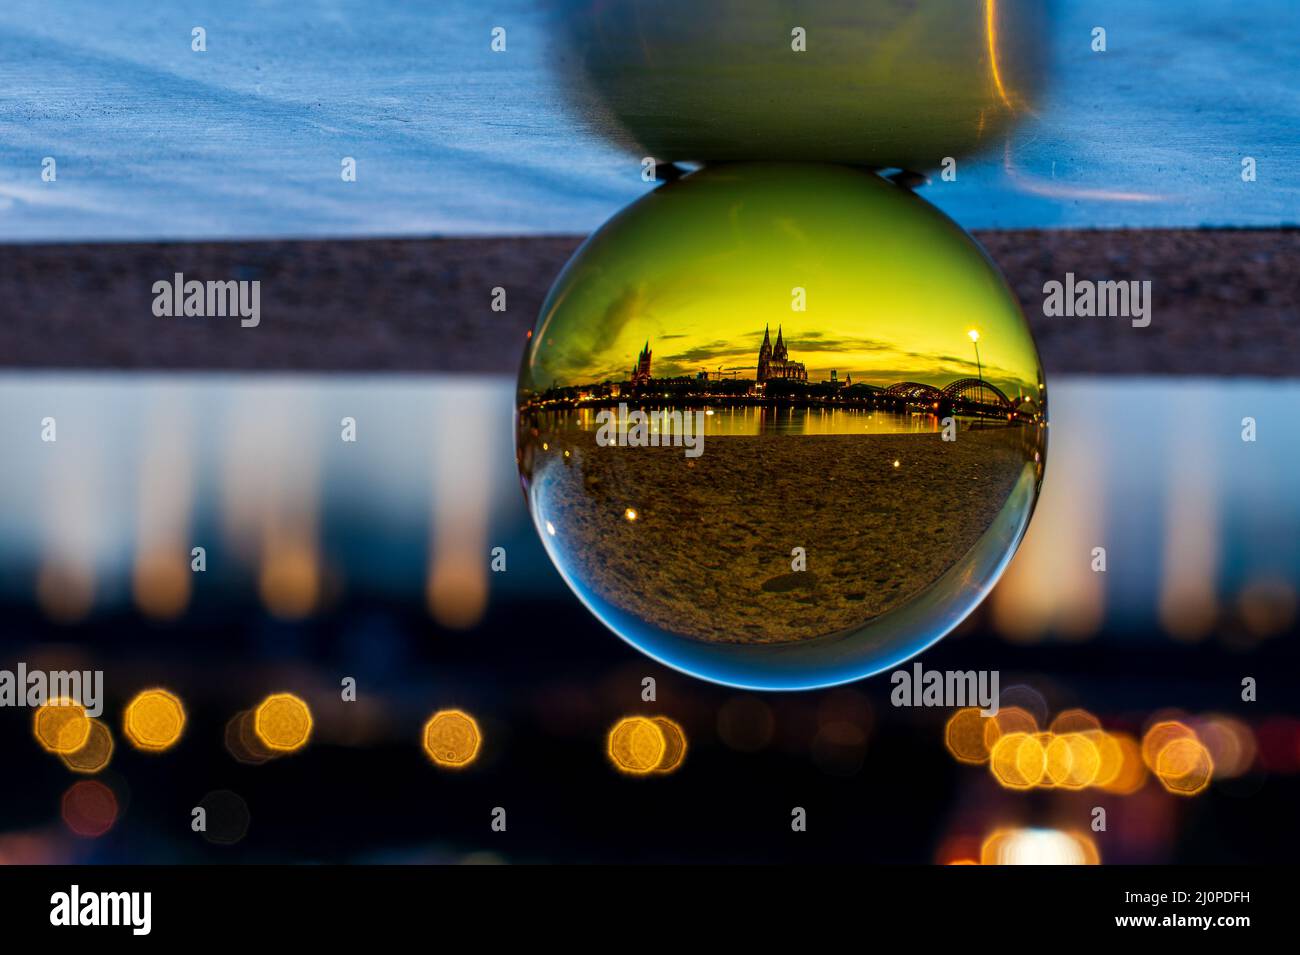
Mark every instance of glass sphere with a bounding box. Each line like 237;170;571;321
552;0;1047;169
517;163;1046;689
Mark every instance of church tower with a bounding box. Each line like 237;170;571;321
774;325;788;361
631;340;652;385
757;324;772;382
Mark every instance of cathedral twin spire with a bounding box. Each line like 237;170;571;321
759;323;788;362
756;324;803;383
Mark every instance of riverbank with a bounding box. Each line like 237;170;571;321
529;424;1036;644
2;229;1296;376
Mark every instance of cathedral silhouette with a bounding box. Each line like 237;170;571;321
630;341;653;385
756;325;807;383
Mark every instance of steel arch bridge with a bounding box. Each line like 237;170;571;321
940;378;1012;409
882;382;945;402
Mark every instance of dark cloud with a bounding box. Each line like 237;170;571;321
662;340;745;364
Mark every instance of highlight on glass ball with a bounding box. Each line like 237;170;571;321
516;163;1047;690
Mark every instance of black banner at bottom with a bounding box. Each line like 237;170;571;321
0;864;1277;940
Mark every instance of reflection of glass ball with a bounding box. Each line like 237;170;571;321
552;0;1048;169
517;163;1046;690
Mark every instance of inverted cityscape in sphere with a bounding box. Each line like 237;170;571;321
517;163;1048;689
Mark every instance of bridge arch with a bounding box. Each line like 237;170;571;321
882;382;944;402
940;377;1011;409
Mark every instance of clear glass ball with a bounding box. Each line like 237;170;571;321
517;163;1046;689
551;0;1047;169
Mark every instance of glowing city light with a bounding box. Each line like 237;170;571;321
33;698;91;755
426;380;493;630
59;719;114;775
1099;732;1149;795
982;827;1100;865
422;709;483;769
1089;730;1125;790
1155;737;1214;796
253;693;313;753
1194;714;1256;779
1141;720;1197;771
1059;733;1102;789
225;710;274;765
944;707;993;764
123;688;186;752
1049;708;1101;735
1043;733;1074;787
607;716;667;776
982;705;1038;752
990;732;1046;789
258;544;320;621
651;717;688;774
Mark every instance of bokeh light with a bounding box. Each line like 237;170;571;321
1099;732;1149;795
33;698;91;754
421;709;483;769
651;717;688;774
948;702;1168;796
997;685;1049;727
1088;730;1125;790
1049;708;1101;735
935;833;984;866
1255;717;1300;774
980;827;1099;865
1155;737;1214;796
123;688;186;752
1235;576;1297;638
1043;733;1074;787
945;707;993;764
1194;714;1256;779
1141;719;1197;772
61;780;119;838
225;710;275;765
59;718;114;774
253;693;313;753
606;716;666;776
1060;733;1102;789
259;545;321;620
990;732;1046;789
982;705;1038;753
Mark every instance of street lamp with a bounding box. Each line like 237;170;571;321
967;329;983;411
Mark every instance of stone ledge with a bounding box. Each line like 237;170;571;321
1;229;1295;376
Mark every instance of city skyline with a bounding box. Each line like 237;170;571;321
543;324;1036;400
